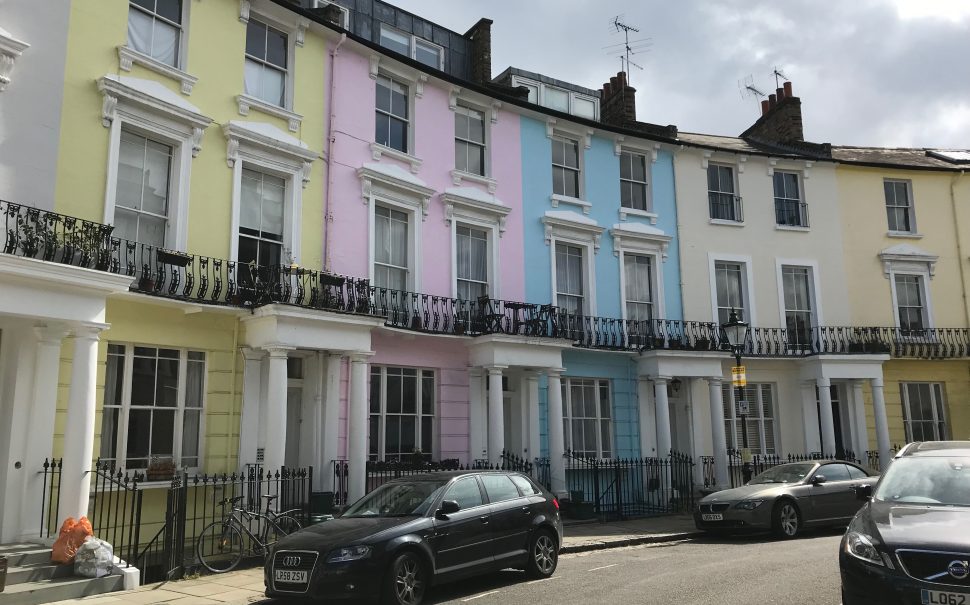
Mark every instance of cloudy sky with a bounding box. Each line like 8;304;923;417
388;0;970;149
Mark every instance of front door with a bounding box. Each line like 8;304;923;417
431;476;493;579
817;384;850;457
285;386;302;468
668;390;692;455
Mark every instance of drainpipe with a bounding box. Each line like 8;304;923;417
950;170;970;327
323;33;347;272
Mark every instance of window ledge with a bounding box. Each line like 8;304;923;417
550;194;592;214
371;143;423;174
450;169;497;193
709;218;745;228
236;94;303;132
118;46;197;95
619;207;658;224
775;224;810;232
888;231;924;239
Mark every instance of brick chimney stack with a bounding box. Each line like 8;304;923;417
464;18;493;85
743;80;803;143
599;71;637;126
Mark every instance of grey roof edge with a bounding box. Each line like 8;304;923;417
494;66;601;97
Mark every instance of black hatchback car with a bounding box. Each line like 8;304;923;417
264;470;563;604
840;441;970;605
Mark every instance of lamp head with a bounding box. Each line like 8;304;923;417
722;308;749;348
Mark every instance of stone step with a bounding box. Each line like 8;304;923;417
0;547;52;568
5;561;73;586
0;573;124;605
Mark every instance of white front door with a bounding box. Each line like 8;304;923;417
668;393;693;455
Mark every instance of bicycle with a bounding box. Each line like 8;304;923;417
196;495;302;573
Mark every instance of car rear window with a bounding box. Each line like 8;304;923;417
846;465;869;479
481;474;521;503
817;463;851;482
510;474;541;495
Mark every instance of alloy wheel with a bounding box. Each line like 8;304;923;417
780;503;798;536
534;534;557;575
394;556;424;605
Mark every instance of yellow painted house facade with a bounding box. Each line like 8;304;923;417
834;149;970;449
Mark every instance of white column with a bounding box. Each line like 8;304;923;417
707;377;729;489
20;326;67;538
58;325;102;524
851;380;869;458
238;348;265;469
321;354;343;492
871;377;893;466
654;377;672;457
467;368;485;464
304;353;324;479
801;381;820;452
637;376;656;457
347;353;371;503
486;366;505;465
525;371;541;462
546;369;566;495
817;377;837;456
262;346;291;473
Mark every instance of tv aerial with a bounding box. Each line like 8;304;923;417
604;16;651;84
738;75;767;111
772;67;789;89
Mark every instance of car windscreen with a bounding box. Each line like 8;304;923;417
343;480;448;518
748;462;816;484
874;457;970;506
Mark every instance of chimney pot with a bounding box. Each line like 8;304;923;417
761;99;770;115
776;87;785;101
783;81;793;97
768;93;777;109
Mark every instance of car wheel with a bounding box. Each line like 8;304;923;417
383;551;427;605
525;529;558;579
771;500;800;539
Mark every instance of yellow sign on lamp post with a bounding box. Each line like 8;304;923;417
731;365;746;387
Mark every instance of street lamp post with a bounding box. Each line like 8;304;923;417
722;309;752;484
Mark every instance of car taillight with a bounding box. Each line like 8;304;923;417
552;498;559;510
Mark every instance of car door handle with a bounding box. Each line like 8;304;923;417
480;516;490;524
521;506;532;515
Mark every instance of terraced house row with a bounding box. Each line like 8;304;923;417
1;0;969;549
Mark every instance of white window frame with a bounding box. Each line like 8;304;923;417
619;149;652;214
510;74;600;120
225;121;319;266
707;161;743;224
774;259;823;337
722;382;779;455
368;62;423;173
901;382;950;442
621;253;655;322
454;223;491;301
884;179;918;236
359;165;434;292
100;343;207;474
708;253;756;325
98;75;212;252
369;365;437;461
236;11;303;132
890;271;934;333
773;169;809;229
379;24;445;70
561;377;613;459
119;0;197;94
374;73;412;156
441;188;509;298
611;225;671;322
448;90;500;191
543;212;604;315
615;141;661;222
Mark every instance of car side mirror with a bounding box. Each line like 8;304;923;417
855;484;873;501
811;474;827;485
436;500;461;518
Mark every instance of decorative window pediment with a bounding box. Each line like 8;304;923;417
0;26;29;92
610;222;672;259
542;210;604;251
441;187;510;236
879;243;938;278
358;162;435;219
224;120;319;187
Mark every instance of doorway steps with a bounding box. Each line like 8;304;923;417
0;543;125;605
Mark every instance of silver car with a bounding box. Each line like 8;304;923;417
694;460;878;538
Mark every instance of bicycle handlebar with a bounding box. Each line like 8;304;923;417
221;496;245;506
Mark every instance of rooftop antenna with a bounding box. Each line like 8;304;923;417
772;67;789;89
608;16;651;85
738;75;767;110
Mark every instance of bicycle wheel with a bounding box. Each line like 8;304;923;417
197;521;244;573
265;515;301;546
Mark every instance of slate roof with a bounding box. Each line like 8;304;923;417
832;146;970;171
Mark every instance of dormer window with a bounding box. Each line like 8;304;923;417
379;24;444;70
510;75;599;120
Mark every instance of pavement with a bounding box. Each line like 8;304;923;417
45;514;703;605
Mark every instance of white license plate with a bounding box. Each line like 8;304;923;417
275;569;308;584
701;513;723;521
922;589;969;605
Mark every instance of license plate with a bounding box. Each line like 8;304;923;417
922;589;969;605
702;513;723;521
275;569;308;584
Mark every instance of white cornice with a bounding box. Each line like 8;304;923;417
0;27;29;92
610;223;672;259
224;121;319;187
358;164;436;218
236;94;303;132
440;188;511;236
542;211;605;251
879;244;939;278
117;46;198;95
98;75;212;131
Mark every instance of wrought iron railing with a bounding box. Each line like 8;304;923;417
89;460;143;572
4;200;970;359
708;192;743;222
775;198;810;227
39;458;63;539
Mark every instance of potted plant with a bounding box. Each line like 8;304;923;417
156;248;193;267
146;456;176;481
692;337;711;351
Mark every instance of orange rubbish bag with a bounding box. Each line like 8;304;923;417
51;516;94;564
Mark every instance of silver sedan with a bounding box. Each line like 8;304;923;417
694;460;878;538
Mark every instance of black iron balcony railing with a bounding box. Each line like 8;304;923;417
708;192;743;222
775;198;810;227
4;200;970;359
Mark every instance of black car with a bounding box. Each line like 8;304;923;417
840;441;970;605
264;470;563;604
